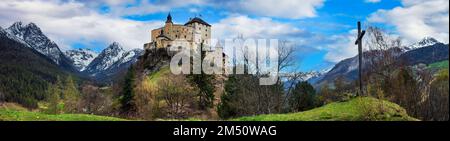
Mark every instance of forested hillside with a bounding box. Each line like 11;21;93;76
0;32;74;108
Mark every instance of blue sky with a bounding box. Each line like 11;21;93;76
1;0;448;72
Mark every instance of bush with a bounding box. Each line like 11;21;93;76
288;81;317;112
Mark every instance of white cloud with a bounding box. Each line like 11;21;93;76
95;0;325;19
368;0;449;44
217;0;325;19
365;0;381;3
97;0;207;16
212;15;305;39
320;30;359;63
0;0;163;51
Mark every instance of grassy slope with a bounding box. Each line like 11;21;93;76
146;66;171;86
428;60;449;70
233;97;418;121
0;103;125;121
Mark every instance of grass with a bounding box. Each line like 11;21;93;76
428;60;449;70
0;103;126;121
233;97;418;121
145;66;171;86
1;97;417;121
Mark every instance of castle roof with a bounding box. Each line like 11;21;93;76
185;17;211;27
166;13;173;23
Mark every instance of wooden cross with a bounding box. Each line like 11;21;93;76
354;21;366;96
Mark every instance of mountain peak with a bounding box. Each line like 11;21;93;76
11;21;24;28
106;42;123;50
25;22;41;31
111;41;120;46
7;22;26;39
84;42;142;78
409;37;440;49
5;21;67;65
65;48;98;71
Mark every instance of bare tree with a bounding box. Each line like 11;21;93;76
363;26;449;121
79;83;112;115
277;41;297;82
420;69;449;121
364;26;403;84
159;75;196;119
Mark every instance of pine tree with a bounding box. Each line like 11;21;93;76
289;81;316;112
218;75;238;119
187;43;215;109
62;75;80;113
120;66;136;115
46;80;62;114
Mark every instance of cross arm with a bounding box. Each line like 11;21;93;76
354;30;366;45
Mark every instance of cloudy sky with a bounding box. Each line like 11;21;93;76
0;0;448;71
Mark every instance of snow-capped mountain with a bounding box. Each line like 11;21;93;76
6;22;65;65
84;42;143;79
0;26;29;46
3;22;77;72
306;69;330;84
403;37;440;52
85;42;126;74
303;70;328;81
65;48;98;71
113;48;143;68
2;22;142;82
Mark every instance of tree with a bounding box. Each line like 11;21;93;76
0;91;5;102
46;78;63;114
187;43;215;110
218;75;239;119
288;81;317;112
318;84;333;105
159;75;196;119
79;83;112;115
218;74;284;118
62;76;80;113
387;68;418;110
187;73;215;109
120;66;137;115
217;39;297;119
424;69;449;121
134;78;159;120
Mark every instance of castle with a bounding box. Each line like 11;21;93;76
144;13;212;50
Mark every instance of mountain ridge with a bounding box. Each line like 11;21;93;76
309;37;449;88
2;21;143;83
4;22;77;72
83;42;143;82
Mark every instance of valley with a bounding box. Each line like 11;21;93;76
0;21;448;121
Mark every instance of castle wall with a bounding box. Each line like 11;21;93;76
186;22;211;46
150;17;211;49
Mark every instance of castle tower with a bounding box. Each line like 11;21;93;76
166;13;173;24
164;13;173;37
